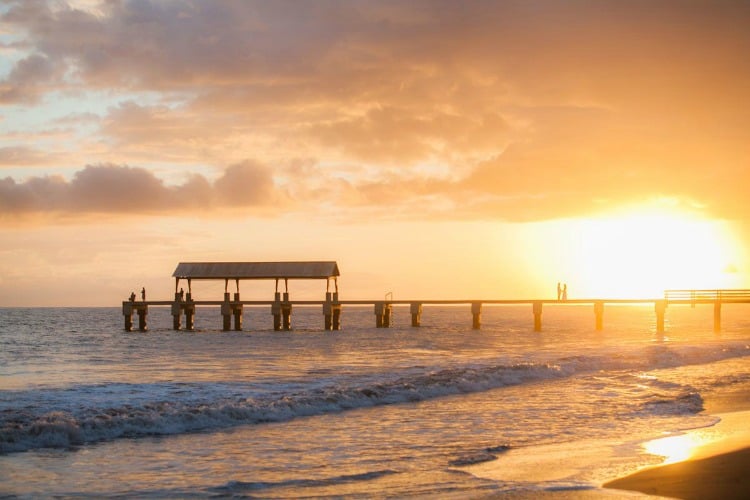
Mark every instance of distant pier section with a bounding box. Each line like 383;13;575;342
122;262;750;333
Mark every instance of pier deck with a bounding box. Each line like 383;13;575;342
122;289;750;333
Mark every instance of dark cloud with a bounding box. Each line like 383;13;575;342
0;53;61;103
0;162;278;215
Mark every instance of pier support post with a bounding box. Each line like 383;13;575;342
714;301;721;333
172;297;182;331
333;309;341;331
282;292;292;331
375;302;393;327
324;293;333;330
123;302;133;331
185;303;195;330
221;292;231;331
137;305;148;332
383;303;393;327
471;302;482;330
233;293;243;331
533;301;543;332
594;301;604;331
375;302;382;327
655;300;666;333
172;292;183;330
272;292;282;330
411;302;423;327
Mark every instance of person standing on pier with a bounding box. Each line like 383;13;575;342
562;284;568;301
557;282;562;301
141;287;146;301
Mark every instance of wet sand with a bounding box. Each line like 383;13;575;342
604;383;750;499
604;445;750;499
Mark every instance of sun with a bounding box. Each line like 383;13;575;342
568;209;739;298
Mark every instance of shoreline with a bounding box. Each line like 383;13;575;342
603;382;750;499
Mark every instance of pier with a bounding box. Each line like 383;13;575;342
123;262;750;333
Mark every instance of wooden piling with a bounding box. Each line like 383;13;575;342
533;301;542;332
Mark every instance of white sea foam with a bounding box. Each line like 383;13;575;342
3;338;746;454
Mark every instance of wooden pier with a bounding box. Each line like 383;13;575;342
123;263;750;333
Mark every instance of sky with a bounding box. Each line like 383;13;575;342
1;0;749;306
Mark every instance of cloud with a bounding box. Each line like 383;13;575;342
0;53;61;103
0;161;279;217
0;146;55;166
1;0;748;223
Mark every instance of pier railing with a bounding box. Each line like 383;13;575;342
664;289;750;303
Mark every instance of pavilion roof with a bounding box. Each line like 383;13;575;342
172;261;340;280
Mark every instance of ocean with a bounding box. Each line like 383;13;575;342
1;304;749;497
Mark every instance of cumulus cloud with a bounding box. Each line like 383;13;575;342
0;161;279;216
1;0;749;223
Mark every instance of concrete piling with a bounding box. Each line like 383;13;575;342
533;301;543;332
233;292;243;331
185;303;195;330
471;302;482;330
282;292;292;330
594;301;604;331
123;302;133;331
655;300;667;333
323;292;342;330
172;292;183;330
332;306;341;330
137;305;148;331
714;301;721;333
221;292;232;331
411;302;423;327
272;292;282;330
374;301;392;327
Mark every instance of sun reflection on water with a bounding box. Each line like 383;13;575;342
643;434;707;464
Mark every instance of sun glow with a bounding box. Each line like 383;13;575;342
644;434;709;464
567;210;739;298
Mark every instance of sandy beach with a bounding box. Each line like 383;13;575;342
604;383;750;499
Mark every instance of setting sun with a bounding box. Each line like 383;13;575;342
568;210;739;298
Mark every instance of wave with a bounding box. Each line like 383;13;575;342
212;469;400;493
0;362;561;454
2;341;747;455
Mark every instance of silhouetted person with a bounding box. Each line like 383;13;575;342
557;282;562;301
562;284;568;301
141;287;146;301
129;291;136;302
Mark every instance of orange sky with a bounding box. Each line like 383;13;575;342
1;0;749;305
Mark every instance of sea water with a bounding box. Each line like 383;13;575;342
1;304;749;497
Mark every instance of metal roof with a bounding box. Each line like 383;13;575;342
172;261;340;280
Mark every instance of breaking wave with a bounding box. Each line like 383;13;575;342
1;362;560;454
